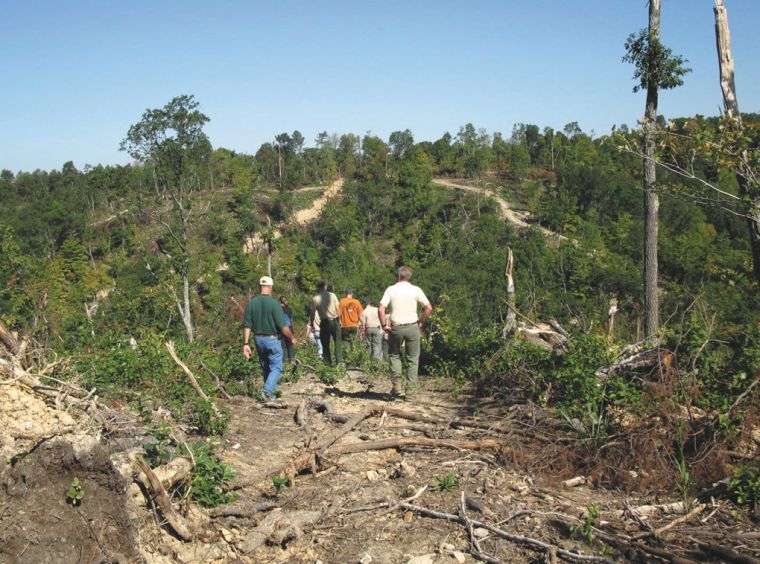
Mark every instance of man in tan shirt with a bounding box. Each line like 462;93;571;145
309;280;342;366
378;266;432;399
361;299;383;361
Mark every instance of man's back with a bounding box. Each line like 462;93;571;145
339;296;363;328
381;282;429;325
245;295;285;335
313;290;339;320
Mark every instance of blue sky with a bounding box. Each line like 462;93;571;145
1;0;758;173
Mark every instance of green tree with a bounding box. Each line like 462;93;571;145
120;94;212;342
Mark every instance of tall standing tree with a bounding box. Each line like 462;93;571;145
714;0;760;286
120;95;211;342
623;0;690;338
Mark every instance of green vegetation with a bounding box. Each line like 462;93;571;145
272;475;289;497
730;463;760;509
432;473;458;492
66;477;85;506
571;504;599;547
1;96;758;512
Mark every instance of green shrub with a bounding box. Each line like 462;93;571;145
186;442;236;508
188;397;230;436
730;463;760;509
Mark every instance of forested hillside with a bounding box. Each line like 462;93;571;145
1;97;759;561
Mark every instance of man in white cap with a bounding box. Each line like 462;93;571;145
378;266;432;399
243;276;297;400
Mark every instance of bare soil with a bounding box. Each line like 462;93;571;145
2;368;758;563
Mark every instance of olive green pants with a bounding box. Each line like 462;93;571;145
388;323;420;394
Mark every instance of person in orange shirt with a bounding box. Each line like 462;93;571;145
339;289;364;350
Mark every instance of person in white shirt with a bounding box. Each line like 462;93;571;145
378;266;432;399
361;300;383;361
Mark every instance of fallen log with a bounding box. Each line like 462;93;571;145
0;321;21;356
135;456;193;491
595;347;670;381
327;436;506;456
134;457;194;541
209;501;278;519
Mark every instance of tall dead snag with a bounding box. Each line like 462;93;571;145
714;0;760;286
501;247;516;338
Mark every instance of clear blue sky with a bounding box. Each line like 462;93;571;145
1;0;758;173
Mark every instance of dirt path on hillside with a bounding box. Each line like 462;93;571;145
293;178;345;225
433;178;562;241
243;178;345;254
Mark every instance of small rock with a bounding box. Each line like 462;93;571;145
404;510;414;522
399;460;416;478
473;527;489;539
452;551;466;563
440;543;455;551
406;555;435;564
366;470;380;482
359;554;372;564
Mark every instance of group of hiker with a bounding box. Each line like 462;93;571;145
242;266;432;402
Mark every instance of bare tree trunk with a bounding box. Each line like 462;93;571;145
714;0;760;286
181;273;194;342
643;0;661;339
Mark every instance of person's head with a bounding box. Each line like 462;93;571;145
396;266;413;282
259;275;274;294
279;296;288;306
318;280;329;292
345;289;354;297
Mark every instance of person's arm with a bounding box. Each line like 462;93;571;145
280;325;298;346
418;303;433;329
243;327;252;359
378;304;389;333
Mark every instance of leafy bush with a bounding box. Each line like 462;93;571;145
314;362;347;385
477;337;553;401
730;463;760;510
186;442;236;508
188;398;230;436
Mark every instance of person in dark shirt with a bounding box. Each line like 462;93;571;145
279;296;296;363
243;276;297;400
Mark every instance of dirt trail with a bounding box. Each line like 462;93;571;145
243;178;345;254
2;361;758;563
433;178;562;240
209;370;759;563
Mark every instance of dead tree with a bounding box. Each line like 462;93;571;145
714;0;760;286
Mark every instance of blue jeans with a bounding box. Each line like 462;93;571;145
254;335;284;399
